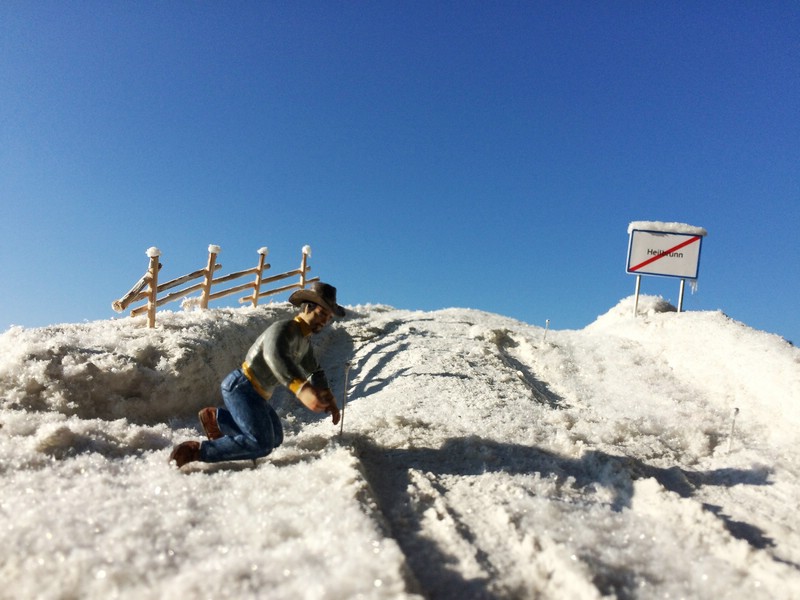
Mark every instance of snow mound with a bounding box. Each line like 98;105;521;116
585;295;800;446
1;301;799;599
0;305;297;423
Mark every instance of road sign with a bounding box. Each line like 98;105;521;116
626;222;707;315
626;229;703;279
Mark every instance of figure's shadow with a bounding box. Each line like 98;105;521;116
349;434;773;600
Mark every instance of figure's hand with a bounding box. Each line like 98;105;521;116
296;386;340;424
295;385;328;413
327;401;340;425
319;388;341;425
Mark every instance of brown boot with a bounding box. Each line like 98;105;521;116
198;407;223;440
169;441;201;468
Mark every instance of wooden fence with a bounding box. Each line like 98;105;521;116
112;244;319;327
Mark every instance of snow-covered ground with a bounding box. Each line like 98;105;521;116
1;296;798;599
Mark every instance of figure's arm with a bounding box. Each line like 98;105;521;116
262;322;315;389
263;322;338;423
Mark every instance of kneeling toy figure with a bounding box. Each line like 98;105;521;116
169;282;345;468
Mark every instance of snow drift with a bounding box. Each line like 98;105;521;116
0;297;798;599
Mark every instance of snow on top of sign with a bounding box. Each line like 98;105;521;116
628;221;707;236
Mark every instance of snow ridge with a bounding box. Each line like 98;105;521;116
0;298;798;599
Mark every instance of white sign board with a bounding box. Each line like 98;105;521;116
626;229;703;279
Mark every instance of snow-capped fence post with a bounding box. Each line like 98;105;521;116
145;247;161;328
199;245;221;309
299;245;311;288
249;247;269;307
112;256;162;314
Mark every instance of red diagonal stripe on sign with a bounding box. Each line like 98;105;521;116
629;235;701;272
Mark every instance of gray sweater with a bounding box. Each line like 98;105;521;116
243;317;329;397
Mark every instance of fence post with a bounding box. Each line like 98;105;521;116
145;247;161;328
250;247;269;307
200;245;221;309
300;245;311;288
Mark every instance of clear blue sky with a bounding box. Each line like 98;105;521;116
2;2;799;343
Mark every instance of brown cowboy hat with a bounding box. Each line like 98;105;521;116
289;282;346;317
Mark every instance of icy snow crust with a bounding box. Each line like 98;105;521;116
627;221;708;236
1;298;798;599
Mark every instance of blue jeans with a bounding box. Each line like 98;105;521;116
199;369;284;463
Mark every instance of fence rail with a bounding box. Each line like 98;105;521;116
112;244;318;328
